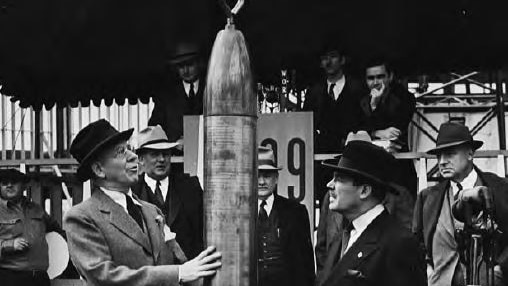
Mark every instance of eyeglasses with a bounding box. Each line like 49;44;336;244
109;143;135;159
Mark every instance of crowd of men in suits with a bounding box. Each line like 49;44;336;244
1;39;508;286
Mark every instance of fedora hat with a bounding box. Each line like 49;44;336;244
258;146;282;171
136;125;180;152
426;122;483;155
0;169;30;183
70;119;134;181
168;42;200;65
322;140;398;193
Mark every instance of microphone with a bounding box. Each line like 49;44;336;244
452;186;493;223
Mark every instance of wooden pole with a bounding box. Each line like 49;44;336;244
203;19;257;286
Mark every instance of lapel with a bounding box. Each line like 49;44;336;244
323;211;390;285
138;198;163;263
166;175;182;226
423;181;449;249
94;188;152;255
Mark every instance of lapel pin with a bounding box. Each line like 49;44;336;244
357;252;363;258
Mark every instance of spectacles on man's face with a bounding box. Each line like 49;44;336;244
108;143;135;159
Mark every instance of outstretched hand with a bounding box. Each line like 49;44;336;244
179;246;222;283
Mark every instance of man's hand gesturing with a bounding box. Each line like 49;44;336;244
179;246;222;283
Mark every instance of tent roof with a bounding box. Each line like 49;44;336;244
1;0;507;109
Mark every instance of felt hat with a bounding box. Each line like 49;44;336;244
426;122;483;155
70;119;134;181
136;125;179;152
0;169;30;183
258;146;282;171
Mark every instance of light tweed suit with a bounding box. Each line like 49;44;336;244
64;188;181;286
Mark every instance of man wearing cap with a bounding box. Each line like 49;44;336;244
413;121;508;286
132;125;204;260
0;169;63;286
64;119;221;286
149;41;206;145
256;146;315;286
317;140;426;286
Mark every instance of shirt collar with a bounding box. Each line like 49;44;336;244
258;193;275;217
183;79;199;96
451;168;478;196
327;75;345;87
144;173;169;192
351;203;385;233
100;187;142;212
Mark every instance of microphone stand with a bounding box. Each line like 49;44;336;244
459;199;498;286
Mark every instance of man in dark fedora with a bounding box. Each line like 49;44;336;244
149;41;206;147
315;132;415;278
0;169;63;286
256;146;315;286
413;121;508;286
132;125;204;260
317;140;426;286
64;119;221;286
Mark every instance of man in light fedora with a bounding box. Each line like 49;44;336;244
149;41;206;146
413;121;508;286
132;125;204;260
64;119;221;285
256;146;315;286
317;140;426;286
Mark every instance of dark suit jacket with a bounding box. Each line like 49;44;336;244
268;195;315;286
413;167;508;283
148;78;204;142
318;210;426;286
315;191;416;278
303;77;366;153
132;173;204;259
359;82;416;149
63;188;181;286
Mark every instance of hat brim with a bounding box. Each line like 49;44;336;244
321;160;398;194
169;53;198;65
258;165;282;171
137;142;180;151
0;170;30;183
76;128;134;181
426;140;483;155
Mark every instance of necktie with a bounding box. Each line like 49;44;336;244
126;194;144;231
328;83;336;100
454;182;463;201
259;200;269;225
340;221;354;258
154;180;164;205
189;82;196;99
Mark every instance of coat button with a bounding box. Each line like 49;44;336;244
357;252;363;258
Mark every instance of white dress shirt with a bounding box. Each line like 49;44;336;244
144;174;169;201
258;193;275;217
450;168;478;197
183;79;199;97
327;75;346;101
100;187;142;213
344;203;385;253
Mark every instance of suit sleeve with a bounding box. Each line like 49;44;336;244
385;234;427;286
315;192;330;275
64;209;180;286
290;205;316;286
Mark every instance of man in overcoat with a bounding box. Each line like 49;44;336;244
413;121;508;285
64;119;220;286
